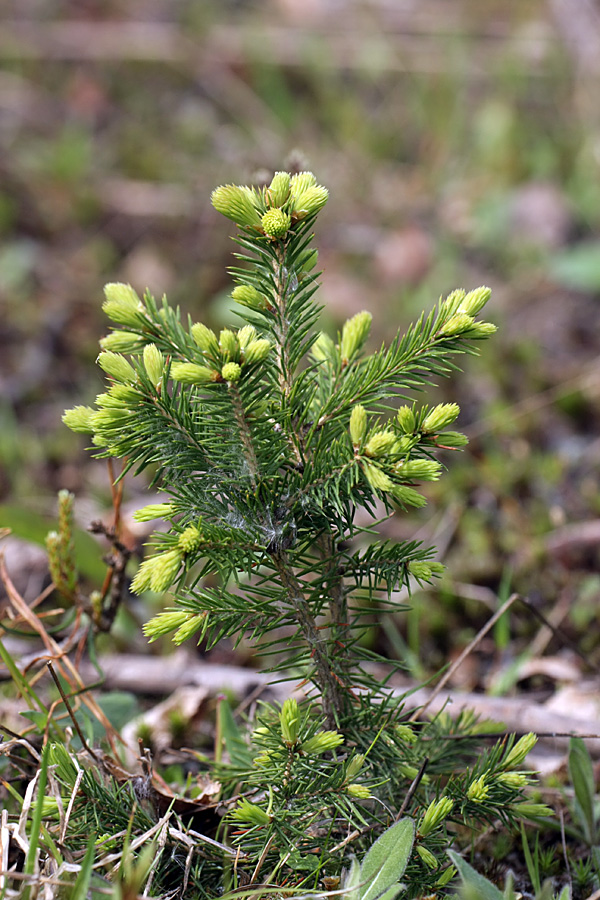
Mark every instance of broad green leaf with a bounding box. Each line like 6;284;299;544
360;818;414;900
70;837;96;900
447;850;504;900
218;698;253;769
568;736;596;844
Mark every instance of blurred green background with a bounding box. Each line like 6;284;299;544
1;0;599;675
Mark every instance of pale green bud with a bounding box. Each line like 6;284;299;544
143;610;188;641
395;725;417;744
191;322;219;356
497;772;528;789
173;613;208;645
391;484;427;508
340;311;372;362
467;774;490;802
408;560;445;581
419;796;454;837
349;405;367;445
243;339;271;364
408;561;432;581
462;321;498;340
362;460;394;493
502;733;537;769
397;406;416;434
237;325;257;349
280;698;300;746
436;865;457;888
143;343;164;387
459;285;492;316
346;783;371;799
133;503;175;522
231;284;268;310
439;312;475;336
261;208;291;238
102;283;144;327
229;798;271;827
512;802;553;819
443;288;466;313
99;385;140;406
266;171;290;207
170;363;216;384
91;408;132;431
396;435;419;454
416;846;439;869
131;548;182;594
346;754;365;780
97;351;137;384
291;185;329;219
290;171;317;194
177;525;203;554
422;403;460;433
100;331;143;353
301;730;344;755
219;328;239;360
398;764;420;780
221;361;242;383
436;431;468;448
62;406;95;434
396;459;442;481
364;431;397;458
211;184;262;228
311;332;337;362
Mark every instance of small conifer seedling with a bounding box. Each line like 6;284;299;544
64;171;547;894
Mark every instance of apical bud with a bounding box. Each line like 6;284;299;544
349;405;367;445
231;284;268;310
100;331;143;353
362;460;394;493
261;208;291;238
364;431;397;458
243;339;271;364
237;325;257;349
290;171;317;194
229;798;271;827
62;406;95;434
173;612;208;645
131;548;182;594
419;796;454;837
396;406;416;434
191;322;220;356
416;846;439;869
345;754;365;780
396;459;442;481
502;732;537;769
462;321;497;340
170;363;216;385
102;283;144;327
346;783;371;799
291;185;329;219
143;610;189;640
177;525;203;554
221;362;242;383
97;351;137;384
391;484;427;508
133;503;175;522
311;332;337;362
280;698;300;746
421;403;460;433
340;311;372;362
211;184;262;228
459;285;491;316
266;171;291;207
143;343;164;387
219;328;240;360
301;730;344;755
439;313;474;337
467;774;490;802
435;431;468;448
